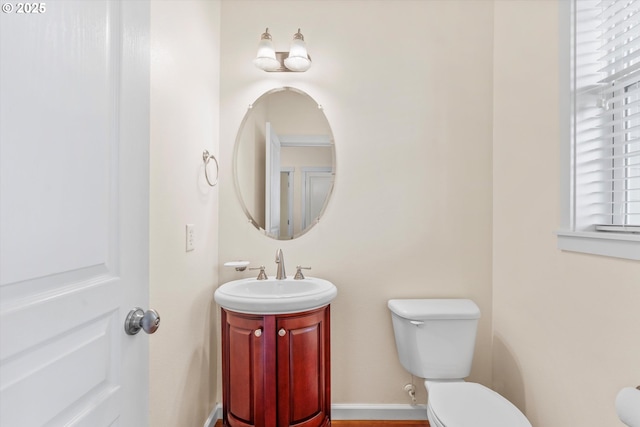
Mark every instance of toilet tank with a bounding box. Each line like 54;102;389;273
388;299;480;380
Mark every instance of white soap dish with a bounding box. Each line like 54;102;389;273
224;261;250;272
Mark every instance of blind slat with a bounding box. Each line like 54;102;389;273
578;129;640;146
598;36;640;62
598;48;640;74
599;23;640;52
593;174;640;182
599;10;640;40
600;149;640;160
598;61;640;83
597;0;632;23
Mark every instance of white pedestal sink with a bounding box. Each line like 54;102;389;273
214;276;337;314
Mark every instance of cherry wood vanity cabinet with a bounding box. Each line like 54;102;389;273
221;306;331;427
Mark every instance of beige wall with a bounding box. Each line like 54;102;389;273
149;1;220;426
492;2;640;426
218;0;495;405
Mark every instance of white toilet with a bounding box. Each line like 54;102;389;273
388;299;531;427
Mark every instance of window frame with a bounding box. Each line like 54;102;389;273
557;0;640;260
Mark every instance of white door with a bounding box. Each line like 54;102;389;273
302;169;333;229
0;1;151;425
280;170;294;238
265;122;281;237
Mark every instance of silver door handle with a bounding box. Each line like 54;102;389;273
125;307;160;335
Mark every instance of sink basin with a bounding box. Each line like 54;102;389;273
214;277;337;314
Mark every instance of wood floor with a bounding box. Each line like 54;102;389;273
332;422;429;426
214;422;429;427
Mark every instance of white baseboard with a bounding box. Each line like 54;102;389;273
203;403;222;427
331;404;427;420
204;403;427;425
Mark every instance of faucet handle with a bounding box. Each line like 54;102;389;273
294;266;311;280
249;266;268;280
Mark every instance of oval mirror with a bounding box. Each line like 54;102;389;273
234;87;335;240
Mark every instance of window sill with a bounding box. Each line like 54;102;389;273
556;230;640;261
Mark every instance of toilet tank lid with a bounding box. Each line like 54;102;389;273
388;299;480;320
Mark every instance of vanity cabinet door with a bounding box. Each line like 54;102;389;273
222;310;274;427
276;307;331;427
221;307;330;427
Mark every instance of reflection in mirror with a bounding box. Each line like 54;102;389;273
234;87;335;240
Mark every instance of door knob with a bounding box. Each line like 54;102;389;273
125;307;160;335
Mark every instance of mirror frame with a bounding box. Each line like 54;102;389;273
232;86;336;240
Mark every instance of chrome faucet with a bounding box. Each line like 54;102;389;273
275;248;286;280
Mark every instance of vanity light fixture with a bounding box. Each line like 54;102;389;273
253;28;312;72
253;28;281;72
284;29;312;72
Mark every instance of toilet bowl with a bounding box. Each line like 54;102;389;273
388;299;531;427
426;381;530;427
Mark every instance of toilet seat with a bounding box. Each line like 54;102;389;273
426;382;531;427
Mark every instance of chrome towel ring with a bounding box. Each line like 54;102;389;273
202;150;219;187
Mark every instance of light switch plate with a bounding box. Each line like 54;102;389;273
186;224;195;252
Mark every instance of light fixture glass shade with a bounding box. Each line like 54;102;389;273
253;29;280;71
284;29;311;72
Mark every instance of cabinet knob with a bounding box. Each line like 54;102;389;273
278;328;286;337
254;328;262;337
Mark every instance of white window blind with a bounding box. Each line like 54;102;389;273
574;0;640;232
